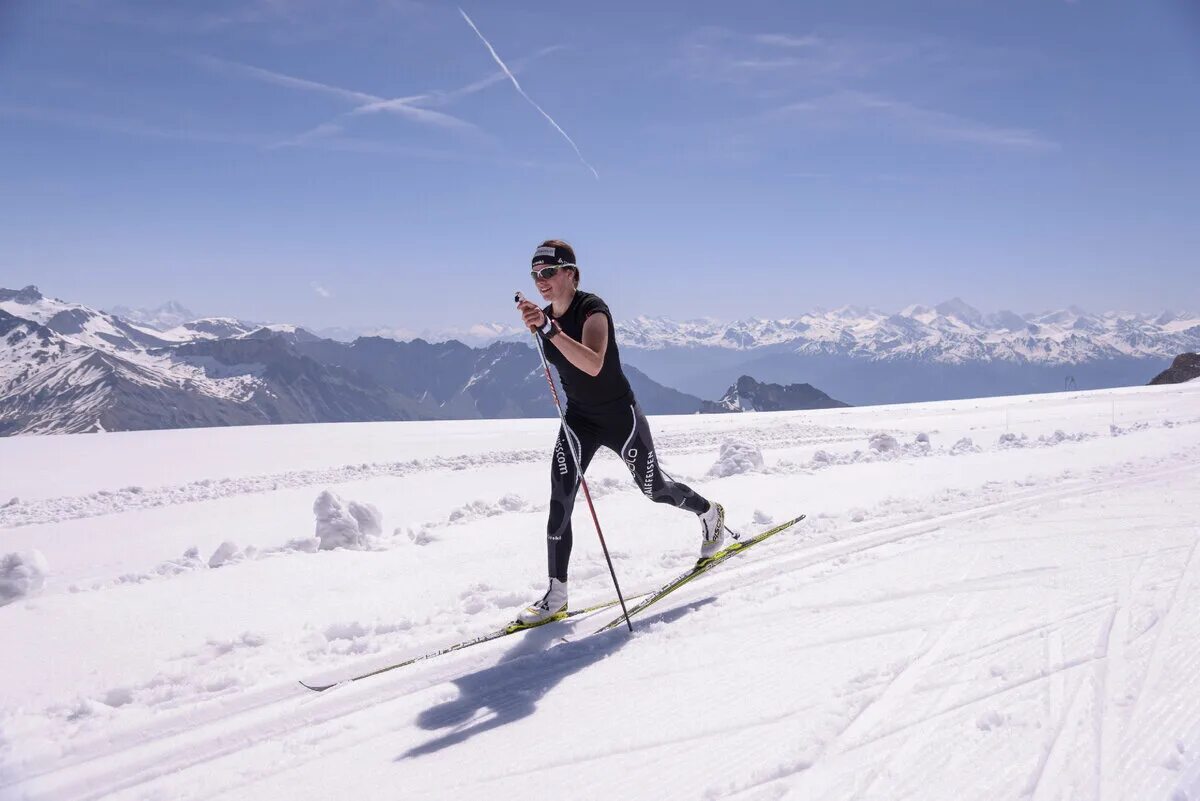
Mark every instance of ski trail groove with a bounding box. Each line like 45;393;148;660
1125;536;1200;739
7;460;1197;801
1097;555;1137;801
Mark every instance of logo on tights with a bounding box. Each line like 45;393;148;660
555;439;569;476
642;449;657;496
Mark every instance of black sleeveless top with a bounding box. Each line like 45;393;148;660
542;290;635;416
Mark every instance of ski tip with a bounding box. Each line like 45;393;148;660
299;680;335;692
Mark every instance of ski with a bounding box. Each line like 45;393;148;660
299;597;625;692
594;513;806;634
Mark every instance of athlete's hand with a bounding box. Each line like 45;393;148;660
517;298;546;332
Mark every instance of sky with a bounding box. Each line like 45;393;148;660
1;0;1199;334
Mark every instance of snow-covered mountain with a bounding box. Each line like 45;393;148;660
106;301;197;332
0;287;694;435
0;286;172;352
617;298;1200;363
699;375;849;413
616;298;1200;404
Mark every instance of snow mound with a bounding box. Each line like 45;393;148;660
997;432;1029;449
208;541;243;568
402;525;438;546
0;550;49;605
951;436;981;454
313;490;382;550
447;493;532;524
868;432;899;453
1038;429;1093;445
708;440;765;477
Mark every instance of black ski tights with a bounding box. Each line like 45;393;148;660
545;403;709;581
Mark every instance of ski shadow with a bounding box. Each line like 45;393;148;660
398;597;716;760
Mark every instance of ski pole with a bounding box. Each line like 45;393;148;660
515;292;634;632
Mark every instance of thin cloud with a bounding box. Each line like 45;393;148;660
281;45;563;147
346;96;480;132
194;54;380;105
754;33;822;48
0;103;269;145
458;7;599;180
196;55;484;140
312;282;332;298
774;91;1058;151
429;45;566;105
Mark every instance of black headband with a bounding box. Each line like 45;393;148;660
531;244;576;269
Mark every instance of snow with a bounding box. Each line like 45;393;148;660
707;439;766;477
616;306;1200;364
312;490;383;550
0;549;48;605
1;382;1199;800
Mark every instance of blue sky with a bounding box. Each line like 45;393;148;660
2;0;1198;332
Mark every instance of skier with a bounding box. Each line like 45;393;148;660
514;239;725;625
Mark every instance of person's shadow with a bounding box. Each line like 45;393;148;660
398;598;715;760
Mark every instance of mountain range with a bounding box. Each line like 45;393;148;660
0;287;702;435
613;299;1200;403
4;287;1196;435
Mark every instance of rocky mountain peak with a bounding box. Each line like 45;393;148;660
1149;352;1200;385
0;285;44;304
699;375;848;413
933;297;984;325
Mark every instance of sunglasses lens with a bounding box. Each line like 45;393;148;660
532;266;559;280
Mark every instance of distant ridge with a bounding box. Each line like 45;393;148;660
699;376;849;414
0;286;697;435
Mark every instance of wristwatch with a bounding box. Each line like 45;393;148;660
539;317;560;339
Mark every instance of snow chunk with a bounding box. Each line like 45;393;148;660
997;432;1029;449
103;687;135;708
708;440;765;477
403;525;438;545
448;494;531;523
208;541;242;568
868;432;899;453
951;437;981;455
811;449;834;465
976;710;1005;730
348;500;382;538
283;536;321;553
313;490;382;550
0;550;49;605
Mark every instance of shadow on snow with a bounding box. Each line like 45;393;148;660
399;597;716;760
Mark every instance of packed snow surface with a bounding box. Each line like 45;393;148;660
2;382;1199;800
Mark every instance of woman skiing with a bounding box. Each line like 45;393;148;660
513;239;725;625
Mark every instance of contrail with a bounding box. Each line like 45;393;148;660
458;8;599;180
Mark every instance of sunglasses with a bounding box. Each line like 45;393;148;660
531;264;572;280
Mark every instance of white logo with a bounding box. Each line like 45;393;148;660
534;246;557;259
642;449;657;497
555;440;569;476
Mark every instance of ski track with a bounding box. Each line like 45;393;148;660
9;458;1198;801
4;415;1189;530
4;397;1199;801
0;421;867;528
699;465;1198;801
